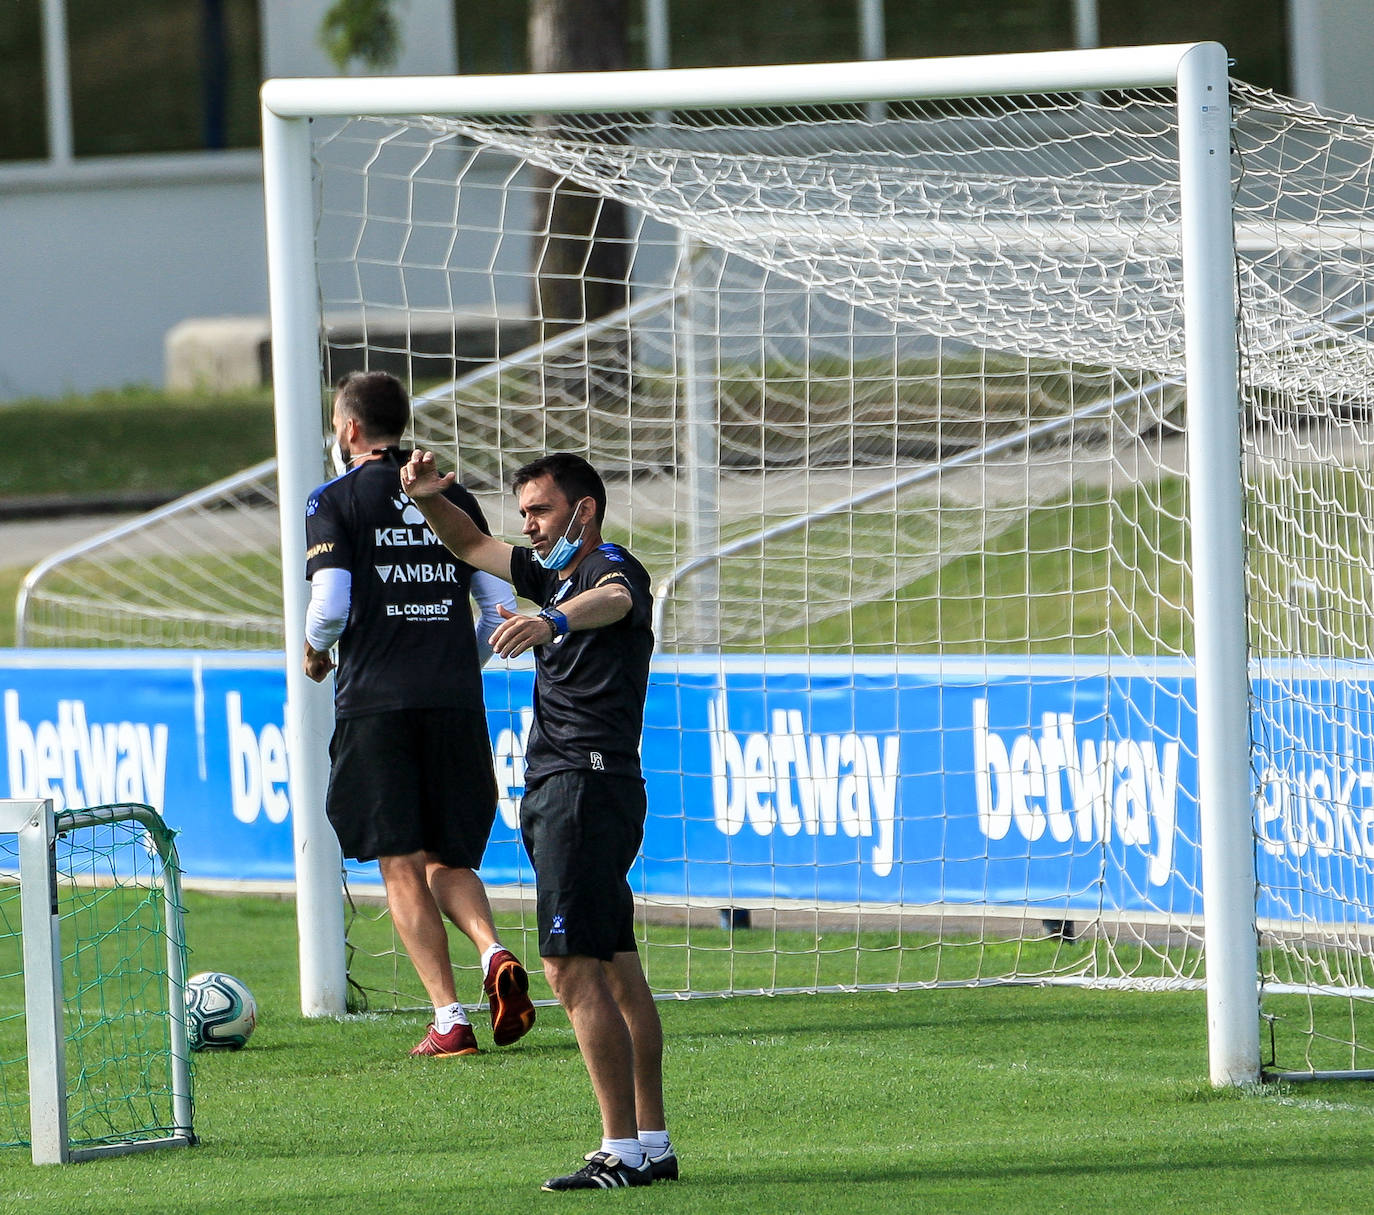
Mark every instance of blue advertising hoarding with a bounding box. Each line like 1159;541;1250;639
1;650;1370;926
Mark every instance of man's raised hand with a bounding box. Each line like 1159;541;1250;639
400;450;455;499
489;603;554;659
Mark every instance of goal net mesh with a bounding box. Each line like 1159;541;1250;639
0;805;189;1156
20;79;1374;1073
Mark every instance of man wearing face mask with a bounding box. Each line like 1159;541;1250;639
399;448;676;1193
303;370;536;1058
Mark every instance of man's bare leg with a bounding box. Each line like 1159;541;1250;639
606;950;665;1132
543;953;638;1140
426;859;499;956
379;851;457;1006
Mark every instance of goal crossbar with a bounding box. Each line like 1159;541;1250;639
260;44;1205;117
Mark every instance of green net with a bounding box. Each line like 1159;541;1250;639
0;803;191;1157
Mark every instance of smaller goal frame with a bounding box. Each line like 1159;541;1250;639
2;799;194;1165
260;42;1256;1085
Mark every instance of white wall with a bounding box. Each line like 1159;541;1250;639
6;6;1374;402
0;0;457;403
0;155;266;400
1288;0;1374;120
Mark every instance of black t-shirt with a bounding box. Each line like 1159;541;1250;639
305;453;491;718
509;542;654;783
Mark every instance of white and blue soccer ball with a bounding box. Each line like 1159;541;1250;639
185;971;258;1051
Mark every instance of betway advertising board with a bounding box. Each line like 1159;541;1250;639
1;651;1370;924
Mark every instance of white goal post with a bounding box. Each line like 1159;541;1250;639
260;45;1255;1083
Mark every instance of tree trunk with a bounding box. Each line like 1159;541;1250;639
527;0;631;409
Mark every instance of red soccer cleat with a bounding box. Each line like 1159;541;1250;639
483;949;536;1046
409;1021;479;1057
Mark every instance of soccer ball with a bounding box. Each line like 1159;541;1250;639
185;971;257;1051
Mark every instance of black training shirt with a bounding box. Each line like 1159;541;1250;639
305;453;491;718
509;542;654;783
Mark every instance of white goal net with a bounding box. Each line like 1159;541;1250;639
24;48;1374;1079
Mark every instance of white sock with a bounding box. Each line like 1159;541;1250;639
480;943;505;976
639;1129;671;1157
601;1137;645;1168
434;1001;469;1033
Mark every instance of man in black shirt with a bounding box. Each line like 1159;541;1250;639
303;371;535;1057
400;448;676;1192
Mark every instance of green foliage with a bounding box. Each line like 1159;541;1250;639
3;891;1374;1211
319;0;401;71
0;387;278;647
0;568;24;648
0;387;275;502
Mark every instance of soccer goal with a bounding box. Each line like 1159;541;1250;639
15;460;283;650
261;42;1374;1088
0;800;193;1165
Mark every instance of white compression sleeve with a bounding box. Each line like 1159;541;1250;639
305;567;351;651
470;569;517;665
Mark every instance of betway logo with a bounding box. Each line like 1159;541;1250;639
226;692;290;825
493;707;535;829
973;699;1179;886
4;690;168;811
707;697;899;876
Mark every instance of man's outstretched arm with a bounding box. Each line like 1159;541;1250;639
488;582;633;658
400;450;514;582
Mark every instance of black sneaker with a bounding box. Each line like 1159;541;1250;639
647;1149;679;1181
542;1151;652;1191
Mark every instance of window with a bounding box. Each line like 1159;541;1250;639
0;0;263;162
455;3;653;74
68;0;261;156
449;3;1289;93
666;0;864;68
1098;0;1288;93
884;0;1072;60
456;3;531;74
0;1;47;161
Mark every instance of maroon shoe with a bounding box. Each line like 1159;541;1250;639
483;949;535;1046
409;1021;479;1057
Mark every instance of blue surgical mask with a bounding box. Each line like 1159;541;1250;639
535;498;590;571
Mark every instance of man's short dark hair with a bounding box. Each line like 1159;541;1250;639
512;453;607;525
334;370;410;441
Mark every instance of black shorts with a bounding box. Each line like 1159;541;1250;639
325;707;498;868
519;770;646;961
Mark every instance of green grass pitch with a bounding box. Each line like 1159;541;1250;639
3;892;1374;1213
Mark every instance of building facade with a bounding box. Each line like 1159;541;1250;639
0;0;1369;401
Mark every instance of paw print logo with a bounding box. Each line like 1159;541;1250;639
392;494;426;526
551;914;567;935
